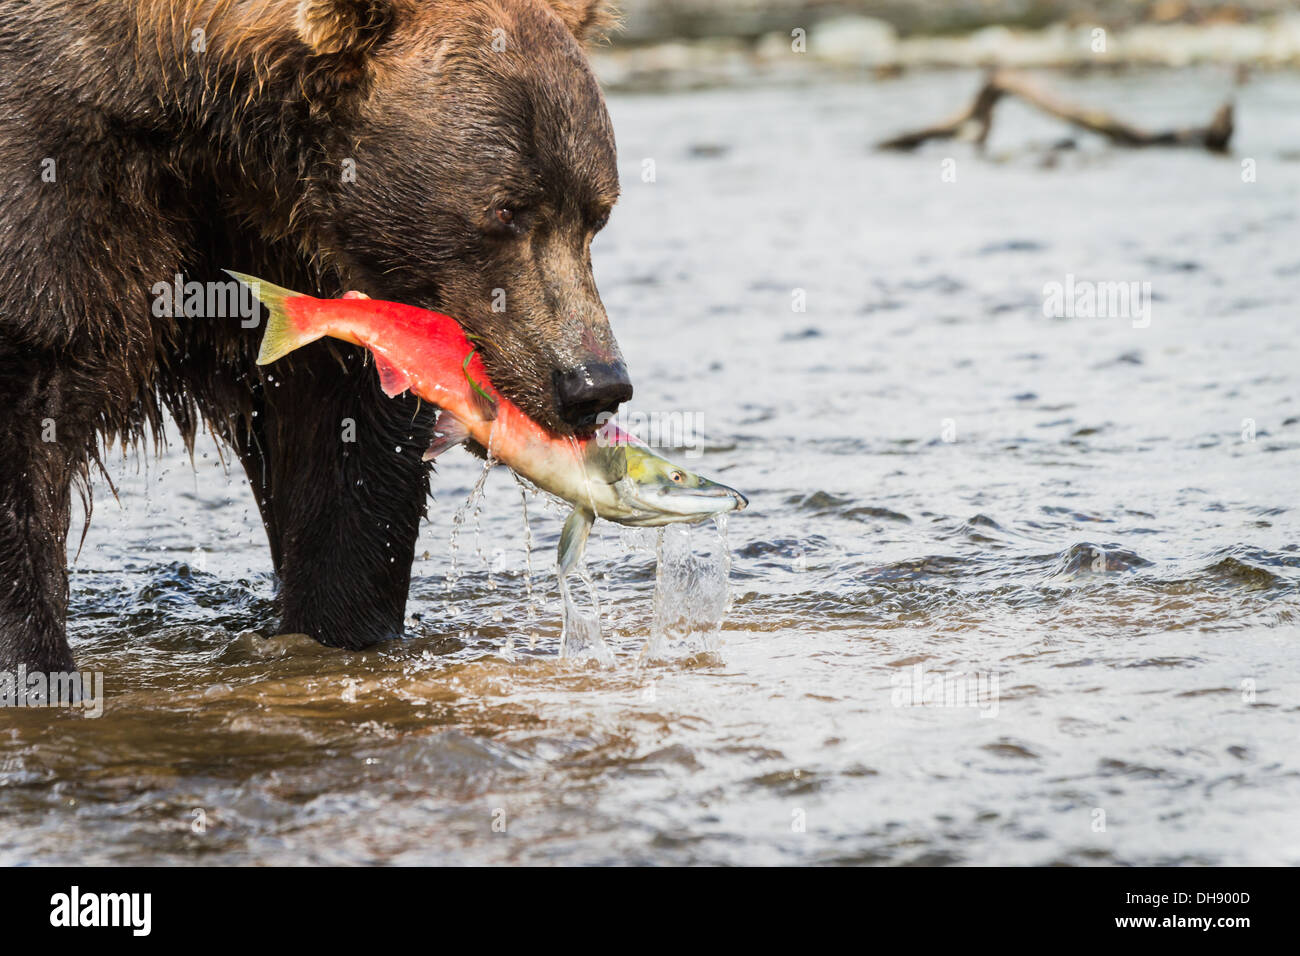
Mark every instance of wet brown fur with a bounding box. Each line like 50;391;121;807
0;0;621;670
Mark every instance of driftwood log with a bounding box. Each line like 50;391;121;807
879;70;1233;153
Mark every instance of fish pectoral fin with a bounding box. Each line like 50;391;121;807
557;507;595;579
422;413;471;461
372;352;412;398
470;387;498;422
587;441;627;483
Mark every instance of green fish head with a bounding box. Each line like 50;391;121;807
613;444;748;527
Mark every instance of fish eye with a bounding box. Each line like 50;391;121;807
669;470;685;483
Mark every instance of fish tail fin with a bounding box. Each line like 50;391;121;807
225;271;323;365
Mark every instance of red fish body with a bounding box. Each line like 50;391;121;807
230;272;747;576
236;275;594;473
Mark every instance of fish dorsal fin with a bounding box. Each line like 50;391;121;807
422;414;471;461
372;352;412;398
558;508;594;579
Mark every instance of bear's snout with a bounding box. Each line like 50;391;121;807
553;361;633;431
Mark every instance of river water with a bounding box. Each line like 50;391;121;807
3;69;1299;865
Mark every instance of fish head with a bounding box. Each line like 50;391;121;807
608;444;748;527
556;437;747;577
305;0;629;437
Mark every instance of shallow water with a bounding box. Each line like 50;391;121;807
4;69;1300;865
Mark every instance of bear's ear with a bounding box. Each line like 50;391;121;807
295;0;393;57
543;0;619;45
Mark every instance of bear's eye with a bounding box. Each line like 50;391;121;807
488;206;528;238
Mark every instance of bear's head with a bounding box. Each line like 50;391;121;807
290;0;629;435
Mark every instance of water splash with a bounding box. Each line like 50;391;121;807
556;515;615;666
558;569;614;665
513;475;541;649
471;475;495;593
644;515;734;660
443;454;495;611
437;435;735;668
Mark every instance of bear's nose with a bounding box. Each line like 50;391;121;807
554;361;633;431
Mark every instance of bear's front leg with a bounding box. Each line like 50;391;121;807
0;355;82;673
251;342;438;649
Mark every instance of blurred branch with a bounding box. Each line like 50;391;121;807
878;70;1234;153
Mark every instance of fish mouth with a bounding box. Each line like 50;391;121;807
685;480;749;513
617;478;748;527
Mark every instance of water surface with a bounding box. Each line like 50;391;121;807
3;70;1299;865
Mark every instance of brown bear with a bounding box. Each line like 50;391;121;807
0;0;631;673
